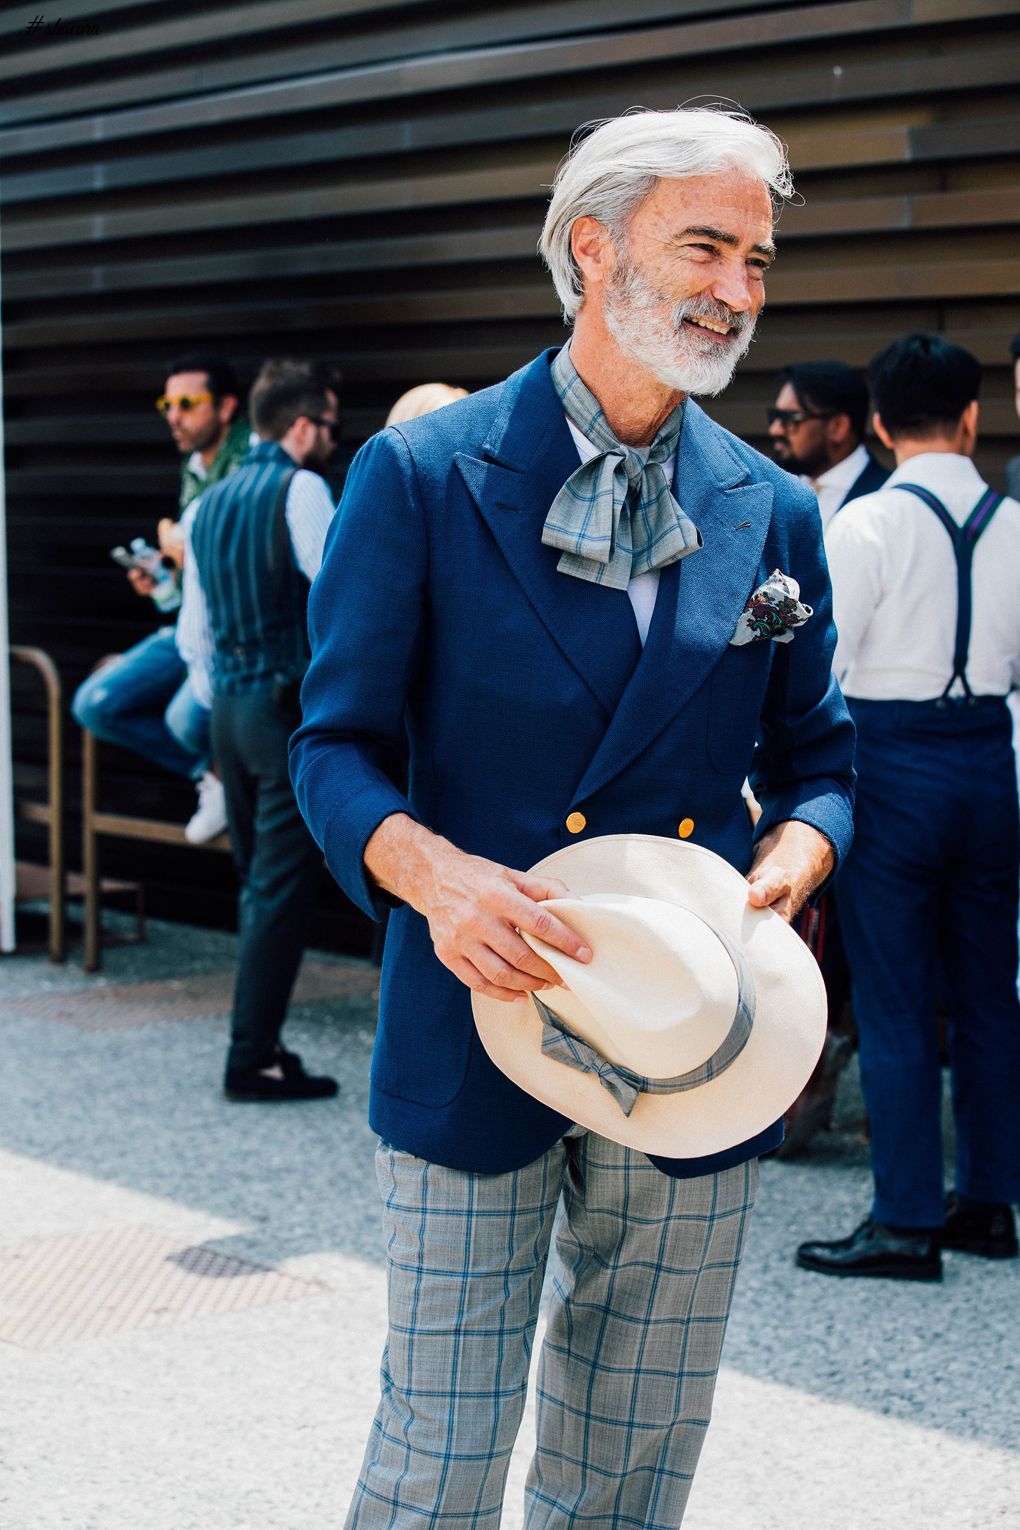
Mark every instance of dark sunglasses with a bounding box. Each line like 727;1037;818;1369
307;416;340;439
767;407;837;428
155;391;213;415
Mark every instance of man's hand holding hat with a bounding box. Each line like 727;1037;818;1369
746;818;836;923
364;812;592;1002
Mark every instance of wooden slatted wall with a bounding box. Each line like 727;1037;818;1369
3;0;1019;940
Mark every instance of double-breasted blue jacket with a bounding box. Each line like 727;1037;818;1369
291;349;855;1178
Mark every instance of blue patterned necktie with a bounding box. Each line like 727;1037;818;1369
543;345;702;590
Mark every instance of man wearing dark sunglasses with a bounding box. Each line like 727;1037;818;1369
72;354;249;843
768;361;889;529
176;358;342;1101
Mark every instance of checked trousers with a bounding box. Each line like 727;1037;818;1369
345;1132;757;1530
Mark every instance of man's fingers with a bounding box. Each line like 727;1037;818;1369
426;855;592;1002
433;908;560;993
483;928;563;989
448;954;531;1005
510;883;592;965
746;865;802;923
458;914;563;990
746;865;790;907
515;872;572;902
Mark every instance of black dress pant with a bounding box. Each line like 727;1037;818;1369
211;682;322;1074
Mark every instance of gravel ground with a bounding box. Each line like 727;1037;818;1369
1;913;1017;1530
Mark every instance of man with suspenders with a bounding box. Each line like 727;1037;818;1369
797;333;1020;1279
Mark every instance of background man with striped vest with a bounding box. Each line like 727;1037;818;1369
177;358;341;1101
798;332;1020;1280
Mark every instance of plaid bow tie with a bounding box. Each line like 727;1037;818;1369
543;346;702;590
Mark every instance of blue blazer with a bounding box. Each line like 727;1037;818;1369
291;350;855;1177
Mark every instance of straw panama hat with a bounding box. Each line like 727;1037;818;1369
472;833;827;1158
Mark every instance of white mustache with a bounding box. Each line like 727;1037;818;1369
672;300;750;337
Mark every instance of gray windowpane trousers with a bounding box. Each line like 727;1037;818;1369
346;1131;757;1529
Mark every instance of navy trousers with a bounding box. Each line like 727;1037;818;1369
836;696;1020;1228
211;682;322;1075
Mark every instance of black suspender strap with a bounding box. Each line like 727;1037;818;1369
896;482;1004;700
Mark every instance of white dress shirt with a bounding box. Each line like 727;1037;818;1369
176;465;336;709
826;452;1020;701
803;442;871;530
564;417;670;645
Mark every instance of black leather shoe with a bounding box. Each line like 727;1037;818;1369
224;1047;339;1102
940;1193;1018;1259
796;1217;942;1281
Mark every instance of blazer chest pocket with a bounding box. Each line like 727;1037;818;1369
705;639;774;776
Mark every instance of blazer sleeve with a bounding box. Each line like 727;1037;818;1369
748;481;856;873
289;428;428;919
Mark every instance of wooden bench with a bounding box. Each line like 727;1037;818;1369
80;654;231;972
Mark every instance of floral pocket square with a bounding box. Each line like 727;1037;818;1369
730;569;813;647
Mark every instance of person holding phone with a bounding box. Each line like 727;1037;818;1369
72;354;250;841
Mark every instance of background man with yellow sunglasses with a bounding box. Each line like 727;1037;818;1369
71;353;250;843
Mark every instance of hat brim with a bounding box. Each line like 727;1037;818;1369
471;834;826;1158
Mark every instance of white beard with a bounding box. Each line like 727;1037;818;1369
603;260;757;396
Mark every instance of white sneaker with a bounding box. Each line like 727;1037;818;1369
185;771;228;844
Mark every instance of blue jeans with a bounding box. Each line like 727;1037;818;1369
72;627;211;780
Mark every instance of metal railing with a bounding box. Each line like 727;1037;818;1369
11;645;65;963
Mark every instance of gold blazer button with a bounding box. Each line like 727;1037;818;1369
677;818;695;839
565;811;587;835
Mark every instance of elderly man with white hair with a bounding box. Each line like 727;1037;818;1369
292;106;854;1526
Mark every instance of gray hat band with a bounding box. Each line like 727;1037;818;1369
534;926;756;1118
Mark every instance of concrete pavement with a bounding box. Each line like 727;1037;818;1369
1;912;1017;1530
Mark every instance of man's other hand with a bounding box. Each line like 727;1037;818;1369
746;819;836;923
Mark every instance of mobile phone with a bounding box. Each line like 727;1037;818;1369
110;545;146;571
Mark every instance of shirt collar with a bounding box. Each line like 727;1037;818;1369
885;452;984;495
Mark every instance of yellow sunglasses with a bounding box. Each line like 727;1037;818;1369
155;391;213;415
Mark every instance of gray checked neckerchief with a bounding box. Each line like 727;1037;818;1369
543;346;702;590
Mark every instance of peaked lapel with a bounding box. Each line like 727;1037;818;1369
573;402;774;801
454;351;642;717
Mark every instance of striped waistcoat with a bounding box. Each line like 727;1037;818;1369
190;439;310;696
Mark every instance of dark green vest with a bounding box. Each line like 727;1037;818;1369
178;417;251;512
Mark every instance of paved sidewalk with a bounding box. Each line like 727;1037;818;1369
1;914;1017;1530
